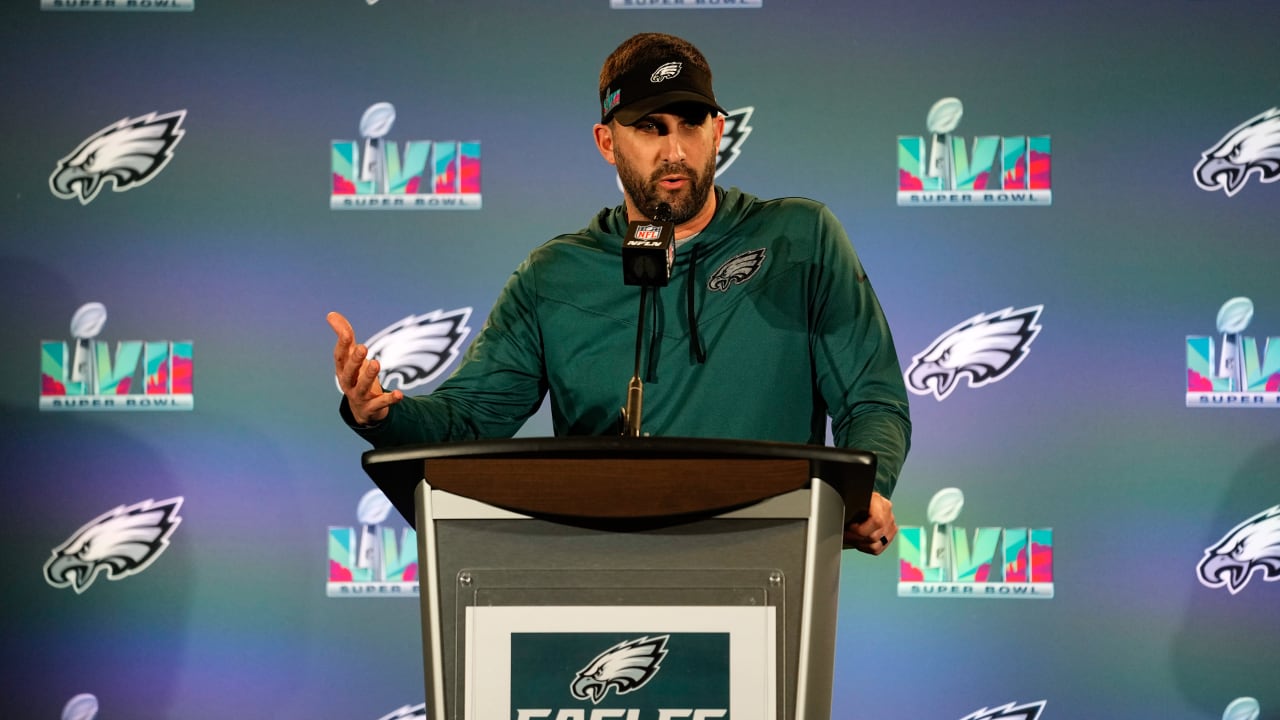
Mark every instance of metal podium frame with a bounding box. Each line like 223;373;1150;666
362;436;876;720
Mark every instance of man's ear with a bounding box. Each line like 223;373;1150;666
593;122;617;166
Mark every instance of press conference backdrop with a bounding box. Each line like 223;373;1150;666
2;0;1277;718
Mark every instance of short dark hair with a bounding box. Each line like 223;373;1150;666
599;33;715;118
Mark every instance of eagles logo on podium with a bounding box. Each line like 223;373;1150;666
570;635;669;703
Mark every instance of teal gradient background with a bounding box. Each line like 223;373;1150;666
1;0;1277;718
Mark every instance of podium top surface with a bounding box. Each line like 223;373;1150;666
362;436;876;527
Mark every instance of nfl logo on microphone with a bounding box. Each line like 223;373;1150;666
636;225;662;241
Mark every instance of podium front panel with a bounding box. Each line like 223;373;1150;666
459;570;781;719
401;443;856;720
416;484;828;720
433;515;806;720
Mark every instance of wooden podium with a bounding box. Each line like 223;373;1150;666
363;436;875;720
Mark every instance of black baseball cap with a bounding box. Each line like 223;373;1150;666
600;60;727;126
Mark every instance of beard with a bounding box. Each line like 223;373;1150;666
614;147;716;224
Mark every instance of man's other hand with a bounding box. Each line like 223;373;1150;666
844;491;897;556
327;311;403;426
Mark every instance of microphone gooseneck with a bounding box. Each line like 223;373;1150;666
622;285;648;437
620;203;676;437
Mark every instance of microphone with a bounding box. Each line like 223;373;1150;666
622;203;675;286
620;203;675;437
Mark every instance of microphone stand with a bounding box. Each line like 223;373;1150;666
622;286;648;437
620;202;673;438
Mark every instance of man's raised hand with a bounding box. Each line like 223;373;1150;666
327;311;403;426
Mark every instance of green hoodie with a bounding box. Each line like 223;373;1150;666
345;187;911;496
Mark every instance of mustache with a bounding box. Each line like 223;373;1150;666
650;163;698;182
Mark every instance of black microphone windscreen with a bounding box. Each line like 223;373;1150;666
622;216;675;287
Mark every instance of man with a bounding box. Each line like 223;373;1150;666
328;32;910;554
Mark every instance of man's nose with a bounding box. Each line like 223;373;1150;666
661;132;686;162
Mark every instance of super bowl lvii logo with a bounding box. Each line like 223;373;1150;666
611;0;760;7
327;490;418;597
42;0;192;12
331;102;481;210
898;488;1054;598
898;98;1051;206
1186;297;1279;407
40;302;193;411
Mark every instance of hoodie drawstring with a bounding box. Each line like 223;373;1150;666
645;284;661;382
686;244;706;364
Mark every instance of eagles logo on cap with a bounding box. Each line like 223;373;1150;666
650;62;682;82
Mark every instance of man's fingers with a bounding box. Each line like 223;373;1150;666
352;385;401;426
843;534;887;556
876;520;898;545
858;525;896;545
353;355;381;398
328;311;357;375
336;344;368;394
328;313;354;345
326;311;354;340
846;493;896;546
843;507;898;555
333;336;350;369
366;389;403;413
328;311;397;426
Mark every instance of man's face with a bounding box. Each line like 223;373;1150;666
608;105;722;224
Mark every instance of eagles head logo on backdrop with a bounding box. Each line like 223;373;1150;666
373;703;426;720
717;106;754;177
1194;107;1280;197
44;497;184;594
958;700;1047;720
1197;505;1280;594
906;305;1044;401
50;111;187;205
354;309;473;392
570;635;669;703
